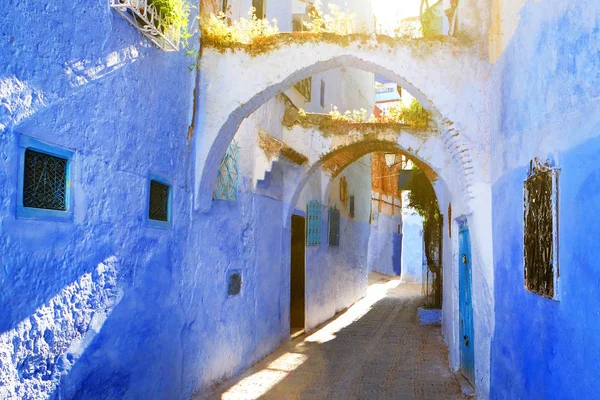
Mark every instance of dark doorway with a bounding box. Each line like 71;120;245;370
290;214;306;336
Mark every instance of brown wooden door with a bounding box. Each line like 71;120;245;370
290;215;306;334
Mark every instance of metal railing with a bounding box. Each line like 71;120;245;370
109;0;180;51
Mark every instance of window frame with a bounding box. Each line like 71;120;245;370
17;135;74;222
523;165;560;301
146;173;173;229
328;206;340;247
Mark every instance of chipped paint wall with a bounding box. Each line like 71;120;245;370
490;0;600;398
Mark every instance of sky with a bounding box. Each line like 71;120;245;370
371;0;422;33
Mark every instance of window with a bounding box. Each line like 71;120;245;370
320;79;325;108
149;180;170;221
17;136;74;221
214;140;240;201
349;195;355;218
227;270;242;296
524;159;560;300
328;206;340;247
252;0;265;19
307;200;321;246
221;0;228;12
147;174;172;228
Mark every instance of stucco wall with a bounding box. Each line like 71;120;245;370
367;210;402;276
0;2;196;398
401;212;424;283
490;1;600;398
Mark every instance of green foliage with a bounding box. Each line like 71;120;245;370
405;168;440;222
303;0;358;35
387;99;431;129
149;0;192;43
420;1;443;38
201;7;279;49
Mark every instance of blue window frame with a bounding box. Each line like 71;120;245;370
328;206;340;247
147;173;172;229
17;136;74;222
214;140;240;201
306;200;321;246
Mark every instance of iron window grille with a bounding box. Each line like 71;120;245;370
17;136;74;221
294;78;312;101
23;150;68;211
227;270;242;296
109;0;181;52
328;206;340;247
149;179;171;222
320;79;326;108
214;140;240;201
307;200;321;246
349;195;355;218
523;158;560;300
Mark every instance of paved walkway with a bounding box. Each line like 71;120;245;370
199;275;466;400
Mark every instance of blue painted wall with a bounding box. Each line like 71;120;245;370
401;213;423;283
0;1;196;398
490;1;600;398
367;212;402;276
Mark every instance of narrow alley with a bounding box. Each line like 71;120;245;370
199;274;466;400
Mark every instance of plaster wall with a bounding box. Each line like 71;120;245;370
367;206;402;276
490;1;600;398
0;2;197;398
401;212;424;283
296;156;373;330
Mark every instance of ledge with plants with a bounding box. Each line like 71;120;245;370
110;0;192;51
201;1;469;57
281;100;434;138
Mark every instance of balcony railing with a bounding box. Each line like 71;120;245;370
110;0;180;51
294;77;312;101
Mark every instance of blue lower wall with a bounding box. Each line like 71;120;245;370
367;212;402;276
490;0;600;397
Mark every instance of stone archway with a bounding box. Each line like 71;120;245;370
194;40;487;213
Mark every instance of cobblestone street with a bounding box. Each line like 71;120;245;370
199;276;466;400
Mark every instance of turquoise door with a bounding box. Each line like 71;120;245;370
459;219;475;384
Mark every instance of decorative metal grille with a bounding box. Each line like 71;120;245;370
307;200;321;246
149;180;170;221
214;140;240;201
294;78;312;101
328;206;340;247
23;149;68;211
349;195;355;218
227;271;242;296
109;0;181;51
524;159;559;299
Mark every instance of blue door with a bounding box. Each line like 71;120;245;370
459;219;475;384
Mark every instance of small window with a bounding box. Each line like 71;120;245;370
214;140;240;201
23;150;68;211
148;179;171;223
320;79;325;108
227;270;242;296
328;206;340;247
17;136;74;221
524;159;560;300
349;195;355;218
307;200;321;246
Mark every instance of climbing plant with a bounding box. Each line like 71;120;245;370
150;0;192;42
405;168;440;222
